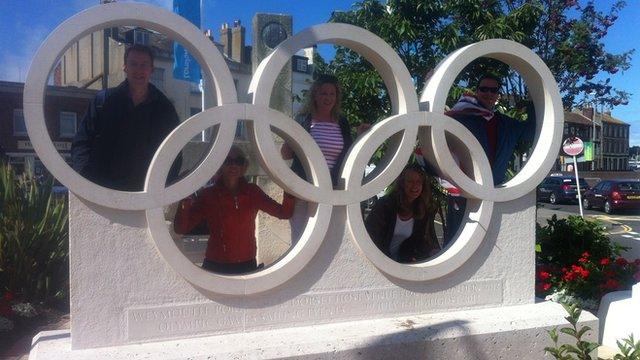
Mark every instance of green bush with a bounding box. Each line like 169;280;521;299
536;215;640;309
613;335;640;360
0;161;69;306
545;302;599;360
545;302;640;360
537;215;625;267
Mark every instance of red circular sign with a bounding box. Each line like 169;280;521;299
562;137;584;156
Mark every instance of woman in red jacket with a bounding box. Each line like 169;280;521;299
174;145;295;274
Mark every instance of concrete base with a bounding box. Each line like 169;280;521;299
30;301;597;360
597;284;639;348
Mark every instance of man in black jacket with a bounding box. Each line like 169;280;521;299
72;44;181;191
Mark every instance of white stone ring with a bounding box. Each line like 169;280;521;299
24;3;563;292
23;2;237;210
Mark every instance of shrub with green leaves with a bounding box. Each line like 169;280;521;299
545;302;599;360
537;215;625;267
613;335;640;360
0;161;69;305
536;215;640;308
546;302;640;360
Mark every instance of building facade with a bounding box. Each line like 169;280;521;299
554;108;630;172
600;112;630;171
0;81;96;175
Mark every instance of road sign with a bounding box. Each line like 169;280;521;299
563;137;584;156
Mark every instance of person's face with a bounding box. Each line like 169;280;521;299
476;78;500;109
403;170;424;202
221;153;247;181
123;50;153;89
314;83;337;114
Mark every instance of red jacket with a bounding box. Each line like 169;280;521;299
174;179;294;263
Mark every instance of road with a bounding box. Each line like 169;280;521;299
536;201;640;260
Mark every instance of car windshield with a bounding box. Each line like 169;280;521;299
617;182;640;191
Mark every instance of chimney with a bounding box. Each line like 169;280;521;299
582;107;594;120
204;29;213;41
231;20;245;63
219;23;232;58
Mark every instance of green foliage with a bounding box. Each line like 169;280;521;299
546;303;640;360
536;215;624;267
613;334;640;360
0;161;69;305
536;215;640;307
318;0;632;128
544;302;599;360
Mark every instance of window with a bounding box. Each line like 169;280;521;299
150;67;164;89
294;58;308;73
59;112;77;138
13;109;27;135
134;29;149;45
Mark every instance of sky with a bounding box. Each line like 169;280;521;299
1;0;638;145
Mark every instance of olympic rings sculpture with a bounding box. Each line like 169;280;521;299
23;3;563;295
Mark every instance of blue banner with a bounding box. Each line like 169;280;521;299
173;0;201;83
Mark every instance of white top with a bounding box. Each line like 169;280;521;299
388;215;414;261
309;121;344;170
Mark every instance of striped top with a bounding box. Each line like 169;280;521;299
310;120;344;170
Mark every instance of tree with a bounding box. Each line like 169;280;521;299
316;0;633;126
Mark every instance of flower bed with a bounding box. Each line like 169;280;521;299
536;215;640;311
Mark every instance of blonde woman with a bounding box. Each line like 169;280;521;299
281;74;369;242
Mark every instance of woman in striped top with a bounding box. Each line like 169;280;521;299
281;75;368;243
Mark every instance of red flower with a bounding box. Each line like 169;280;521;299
600;258;611;266
581;251;590;258
634;259;640;266
634;271;640;282
604;270;615;277
571;264;585;273
542;283;552;291
615;258;628;266
2;292;14;302
538;271;551;280
579;268;590;279
578;257;588;263
563;272;577;282
602;278;620;290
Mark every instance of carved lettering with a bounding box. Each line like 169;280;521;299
126;280;502;341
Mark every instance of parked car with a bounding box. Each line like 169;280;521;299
537;175;589;204
582;180;640;214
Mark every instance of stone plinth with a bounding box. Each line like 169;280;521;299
30;301;597;359
61;192;537;349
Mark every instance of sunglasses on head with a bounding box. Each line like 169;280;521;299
223;157;246;166
477;86;500;94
